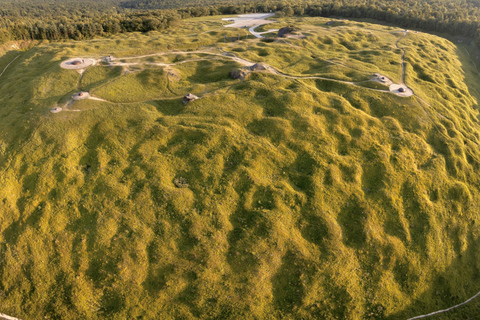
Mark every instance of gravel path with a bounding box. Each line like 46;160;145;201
249;25;279;38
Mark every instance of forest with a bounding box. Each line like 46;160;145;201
1;0;480;44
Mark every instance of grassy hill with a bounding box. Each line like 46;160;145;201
2;15;480;319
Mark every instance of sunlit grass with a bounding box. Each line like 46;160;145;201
1;15;480;319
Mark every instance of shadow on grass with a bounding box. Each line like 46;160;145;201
272;250;306;313
150;99;183;115
389;233;480;319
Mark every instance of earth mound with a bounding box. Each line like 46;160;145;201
230;68;249;79
371;73;393;86
278;26;294;37
166;68;181;82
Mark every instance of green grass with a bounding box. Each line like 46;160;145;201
1;15;480;320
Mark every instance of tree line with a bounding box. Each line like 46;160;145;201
1;0;480;44
0;9;181;42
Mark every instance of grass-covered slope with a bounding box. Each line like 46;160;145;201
1;16;480;319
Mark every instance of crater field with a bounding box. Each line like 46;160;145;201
1;15;480;319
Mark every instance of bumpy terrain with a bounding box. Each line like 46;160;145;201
1;15;480;319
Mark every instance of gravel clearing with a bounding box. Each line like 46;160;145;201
222;13;275;28
390;83;413;97
60;58;95;70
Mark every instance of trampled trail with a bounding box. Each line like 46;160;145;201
57;48;405;113
0;55;20;81
0;312;20;320
395;31;408;84
108;50;392;94
248;25;279;38
57;28;419;113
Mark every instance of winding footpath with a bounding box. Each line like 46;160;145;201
0;55;20;80
107;50;390;93
389;30;414;97
396;31;408;84
248;25;279;38
55;25;421;112
55;47;409;113
0;312;20;320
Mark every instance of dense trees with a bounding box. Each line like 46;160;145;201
0;1;181;42
1;0;480;45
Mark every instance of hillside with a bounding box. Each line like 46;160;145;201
1;15;480;319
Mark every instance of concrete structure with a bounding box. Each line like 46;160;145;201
389;83;413;97
250;63;268;71
72;92;90;100
60;58;94;70
371;73;393;86
183;93;198;104
278;26;294;37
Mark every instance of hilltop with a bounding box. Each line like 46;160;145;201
1;14;480;319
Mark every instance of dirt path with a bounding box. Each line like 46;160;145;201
109;49;390;93
389;30;414;97
111;57;225;68
62;100;81;112
395;31;408;84
0;312;20;320
58;49;399;115
463;47;480;76
77;71;85;89
0;55;20;80
268;67;389;93
58;30;422;114
249;25;279;38
88;96;108;102
109;50;253;67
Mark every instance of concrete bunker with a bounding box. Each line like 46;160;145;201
183;93;198;104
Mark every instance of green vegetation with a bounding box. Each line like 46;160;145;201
3;0;480;47
2;15;480;319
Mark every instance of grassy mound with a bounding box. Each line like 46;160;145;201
1;15;480;319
